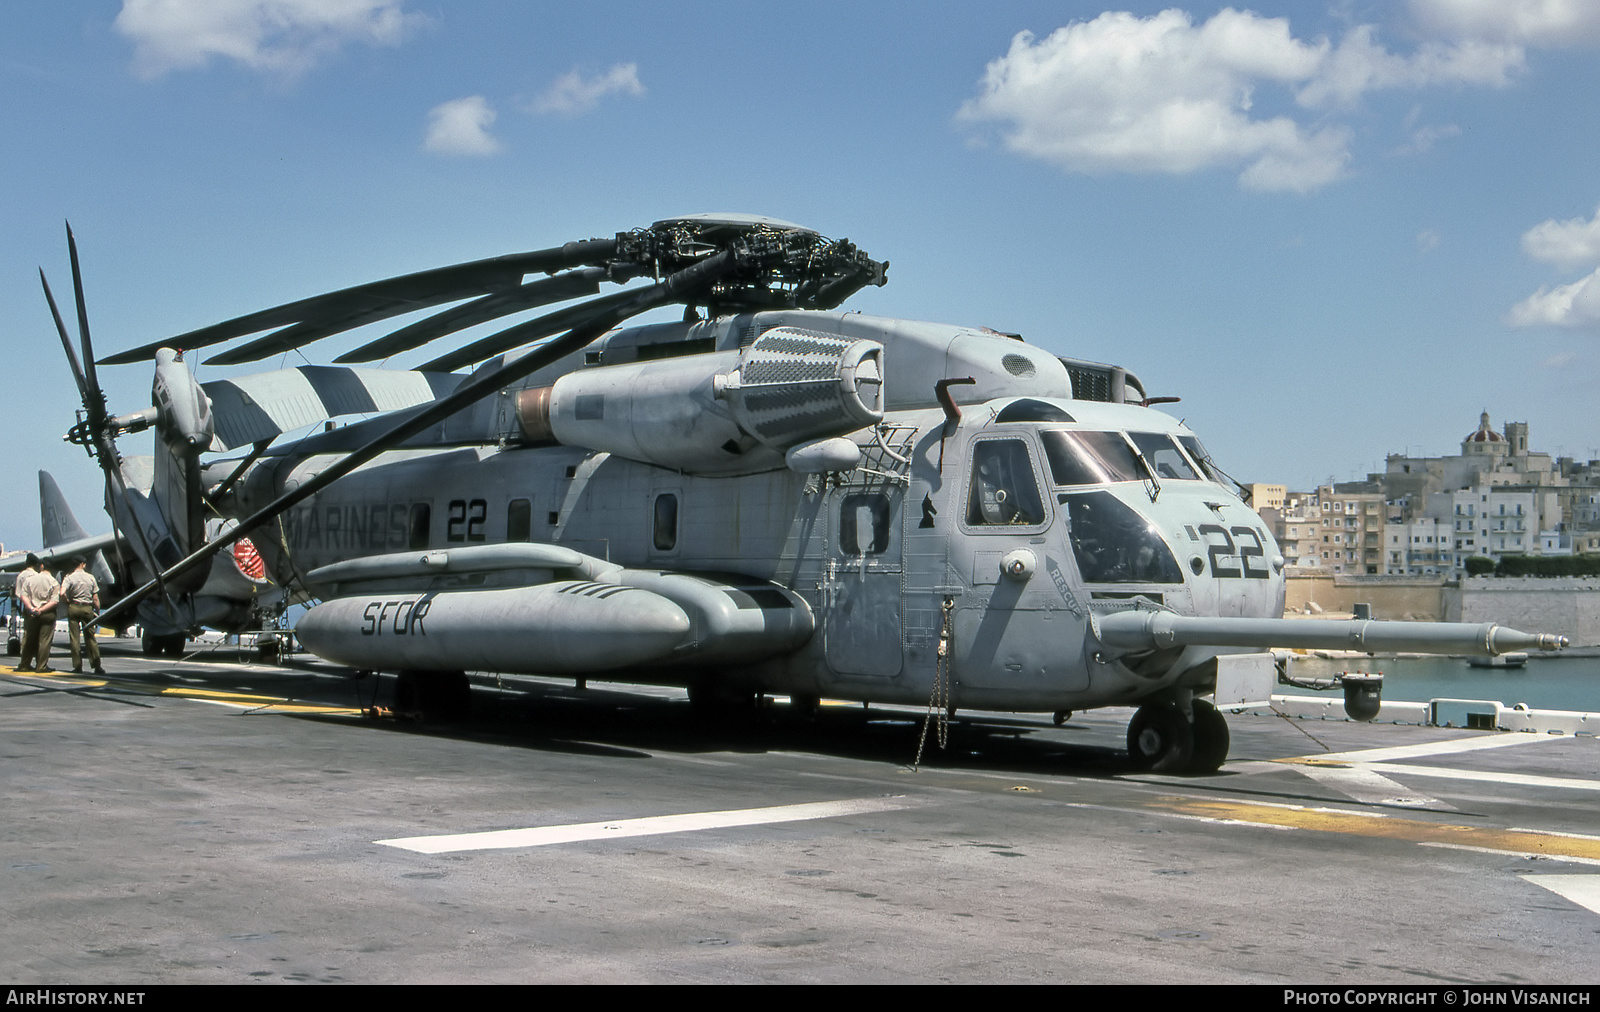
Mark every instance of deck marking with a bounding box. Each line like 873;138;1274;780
377;797;915;854
1523;875;1600;916
1143;796;1600;864
1308;733;1565;765
10;669;363;715
1419;843;1600;868
1278;732;1590;806
1364;762;1600;792
1292;763;1452;810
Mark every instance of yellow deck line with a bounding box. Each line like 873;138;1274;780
1146;796;1600;862
10;669;360;715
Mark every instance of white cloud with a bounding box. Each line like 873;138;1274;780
1417;229;1441;250
1410;0;1600;48
1512;205;1600;332
1508;268;1600;331
115;0;420;79
957;7;1527;192
1521;205;1600;269
529;63;645;117
423;96;501;157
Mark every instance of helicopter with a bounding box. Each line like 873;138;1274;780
27;213;1567;774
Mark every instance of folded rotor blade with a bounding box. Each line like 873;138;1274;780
419;287;642;373
98;238;620;366
334;267;610;364
95;248;740;629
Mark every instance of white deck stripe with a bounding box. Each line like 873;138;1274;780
1315;733;1565;764
1523;875;1600;915
1366;762;1600;792
377;797;914;854
1293;763;1452;809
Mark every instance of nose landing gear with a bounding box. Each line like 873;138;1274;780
1125;697;1229;774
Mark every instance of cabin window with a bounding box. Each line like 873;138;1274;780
407;503;430;549
653;493;678;551
507;498;532;542
966;439;1045;527
1060;491;1183;584
839;492;892;555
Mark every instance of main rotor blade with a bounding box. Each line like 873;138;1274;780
334;267;612;364
95;247;740;629
419;288;641;373
98;237;620;366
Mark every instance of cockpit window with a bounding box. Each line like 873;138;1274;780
1128;432;1199;480
1176;434;1223;483
1060;491;1184;584
967;438;1046;527
1040;430;1143;486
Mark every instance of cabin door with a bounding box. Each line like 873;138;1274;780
823;487;904;678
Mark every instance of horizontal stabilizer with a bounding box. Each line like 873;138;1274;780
203;366;466;450
0;531;121;573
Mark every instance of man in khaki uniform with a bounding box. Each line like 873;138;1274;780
15;554;60;673
60;555;103;675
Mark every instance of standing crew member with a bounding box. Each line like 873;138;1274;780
60;555;104;675
15;554;60;673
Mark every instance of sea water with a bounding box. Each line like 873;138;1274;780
1285;654;1600;713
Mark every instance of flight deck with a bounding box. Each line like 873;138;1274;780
4;640;1598;985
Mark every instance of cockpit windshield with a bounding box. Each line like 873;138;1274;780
1041;430;1199;486
1176;434;1223;483
1127;432;1199;481
1040;430;1142;485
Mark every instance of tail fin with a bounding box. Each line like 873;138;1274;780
39;471;89;547
38;470;116;588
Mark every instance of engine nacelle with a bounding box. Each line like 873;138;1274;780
516;327;883;474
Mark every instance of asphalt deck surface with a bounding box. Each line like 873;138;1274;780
4;638;1599;984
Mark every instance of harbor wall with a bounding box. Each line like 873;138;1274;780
1284;573;1600;645
1445;577;1600;647
1283;574;1445;621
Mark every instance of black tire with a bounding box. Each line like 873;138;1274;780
1186;699;1230;774
6;636;19;657
688;681;756;717
1126;702;1195;773
141;634;159;657
396;670;471;720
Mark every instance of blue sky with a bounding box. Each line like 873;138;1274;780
4;1;1600;550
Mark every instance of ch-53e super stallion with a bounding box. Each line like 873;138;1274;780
28;214;1566;774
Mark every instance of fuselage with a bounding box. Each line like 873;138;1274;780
230;381;1283;713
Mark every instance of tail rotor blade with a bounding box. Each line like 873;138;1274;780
41;270;91;406
65;223;104;421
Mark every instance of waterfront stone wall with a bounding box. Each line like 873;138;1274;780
1445;577;1600;647
1283;573;1446;621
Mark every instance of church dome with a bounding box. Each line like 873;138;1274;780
1464;411;1502;443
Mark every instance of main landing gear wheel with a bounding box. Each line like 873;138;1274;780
141;633;186;658
395;669;472;720
688;680;758;716
1126;702;1194;773
1188;699;1230;775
